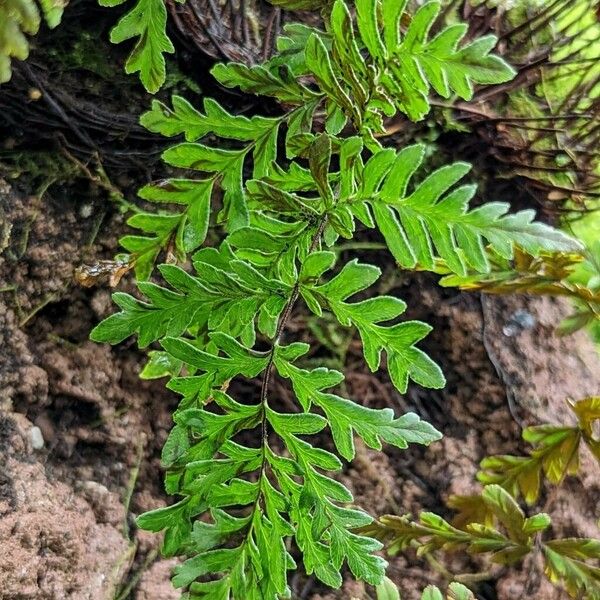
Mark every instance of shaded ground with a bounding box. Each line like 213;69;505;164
1;173;598;600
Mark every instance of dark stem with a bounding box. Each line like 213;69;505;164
245;215;329;522
258;215;329;437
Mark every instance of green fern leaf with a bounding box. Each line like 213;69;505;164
103;0;174;93
346;145;582;275
211;62;316;104
141;96;280;149
304;258;446;392
90;254;289;346
128;95;292;276
89;1;590;596
543;539;600;599
306;0;516;125
387;1;515;120
139;178;213;251
163;143;250;230
275;344;441;460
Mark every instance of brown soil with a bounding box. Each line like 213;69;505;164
0;179;177;600
1;171;599;600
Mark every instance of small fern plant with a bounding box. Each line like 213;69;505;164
366;397;600;599
91;1;582;597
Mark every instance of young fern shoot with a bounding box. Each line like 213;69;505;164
92;1;582;597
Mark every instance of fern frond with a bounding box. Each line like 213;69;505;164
385;2;516;120
275;341;441;459
91;248;290;347
137;335;441;596
370;398;600;600
100;0;176;93
365;485;545;565
478;397;600;504
338;145;582;275
301;257;446;392
439;244;600;335
313;0;517;130
211;61;317;104
124;97;322;277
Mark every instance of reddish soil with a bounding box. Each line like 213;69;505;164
1;174;599;600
